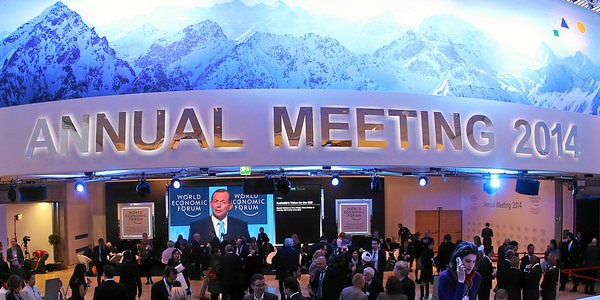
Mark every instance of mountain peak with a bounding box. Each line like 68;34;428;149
41;1;75;18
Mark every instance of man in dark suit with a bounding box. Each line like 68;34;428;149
481;223;493;248
398;239;414;272
421;231;434;248
188;189;250;244
92;238;109;285
370;239;386;280
151;266;179;300
118;250;143;300
519;243;539;271
309;256;343;300
283;277;308;300
93;265;127;300
393;261;415;300
522;256;542;300
219;244;244;300
235;237;249;258
6;238;24;276
497;238;511;263
362;267;383;300
244;273;279;300
273;237;299;297
435;234;454;273
477;246;494;300
560;233;581;292
583;238;600;295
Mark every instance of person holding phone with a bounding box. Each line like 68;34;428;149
437;242;481;300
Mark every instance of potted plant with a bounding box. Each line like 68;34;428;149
48;233;62;270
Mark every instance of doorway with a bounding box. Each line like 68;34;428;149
575;198;599;246
415;210;462;251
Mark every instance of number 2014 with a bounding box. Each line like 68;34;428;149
514;120;579;158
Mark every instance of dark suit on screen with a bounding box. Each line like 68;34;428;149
188;216;250;244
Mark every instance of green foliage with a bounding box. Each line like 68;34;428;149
48;234;61;245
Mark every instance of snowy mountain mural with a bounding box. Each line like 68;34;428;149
1;1;600;115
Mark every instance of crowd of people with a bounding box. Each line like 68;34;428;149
1;219;598;300
64;223;600;300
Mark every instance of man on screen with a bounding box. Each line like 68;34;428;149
188;189;250;245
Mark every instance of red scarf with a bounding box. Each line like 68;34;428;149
465;270;476;289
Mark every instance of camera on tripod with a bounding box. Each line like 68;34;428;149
23;236;31;244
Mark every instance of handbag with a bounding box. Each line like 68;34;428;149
417;256;424;270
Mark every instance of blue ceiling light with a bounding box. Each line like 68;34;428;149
171;177;182;189
331;175;341;187
483;175;500;194
74;181;85;193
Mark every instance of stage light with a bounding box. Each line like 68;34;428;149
276;176;291;194
171;178;182;189
7;181;16;202
136;174;151;197
74;181;85;193
490;175;500;189
441;174;447;183
331;175;341;187
370;175;381;192
483;181;497;194
418;176;428;187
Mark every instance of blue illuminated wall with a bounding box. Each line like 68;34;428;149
1;0;599;114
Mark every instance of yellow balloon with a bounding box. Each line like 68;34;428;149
577;21;586;33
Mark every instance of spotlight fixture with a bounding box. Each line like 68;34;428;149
370;174;382;192
418;176;428;187
482;174;500;194
276;176;291;194
571;178;578;196
74;181;85;193
483;182;495;194
441;174;447;183
136;173;151;197
331;175;341;187
7;180;16;202
171;177;182;189
490;175;500;189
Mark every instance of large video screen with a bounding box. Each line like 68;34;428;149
168;185;275;245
